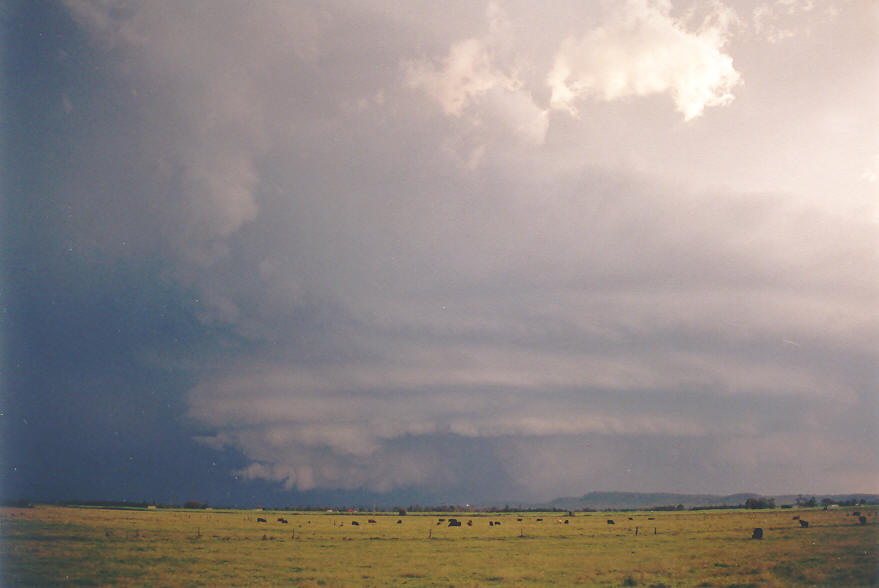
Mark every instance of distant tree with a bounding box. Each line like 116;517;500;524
396;507;407;516
796;495;817;507
183;501;206;509
745;497;775;509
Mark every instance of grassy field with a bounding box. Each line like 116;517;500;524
1;505;876;586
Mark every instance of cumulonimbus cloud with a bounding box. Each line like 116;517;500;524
60;0;878;500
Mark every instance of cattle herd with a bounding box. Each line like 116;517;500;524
253;516;574;528
248;509;872;539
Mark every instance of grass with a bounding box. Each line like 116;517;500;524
1;505;877;586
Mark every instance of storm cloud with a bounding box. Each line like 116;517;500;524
5;0;877;505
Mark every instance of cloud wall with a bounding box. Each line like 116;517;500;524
58;0;879;500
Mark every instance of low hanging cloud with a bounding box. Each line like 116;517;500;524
547;0;741;120
187;171;878;497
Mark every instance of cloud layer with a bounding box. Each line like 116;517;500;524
48;0;879;501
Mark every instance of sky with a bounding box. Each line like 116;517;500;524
2;0;877;507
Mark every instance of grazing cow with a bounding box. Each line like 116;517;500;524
517;518;523;522
257;518;267;523
648;517;655;521
752;527;763;539
607;520;615;525
438;518;445;522
536;518;543;522
367;519;377;524
853;511;860;516
557;519;563;524
628;517;634;521
799;520;809;528
351;521;359;526
495;521;501;526
564;520;569;524
793;515;800;520
489;521;494;526
278;518;288;524
467;520;472;526
448;519;461;527
859;516;867;525
397;520;402;524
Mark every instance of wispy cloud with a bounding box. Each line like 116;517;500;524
404;2;548;146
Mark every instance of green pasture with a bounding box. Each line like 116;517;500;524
2;505;877;586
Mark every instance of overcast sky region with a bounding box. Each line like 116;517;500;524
3;0;877;507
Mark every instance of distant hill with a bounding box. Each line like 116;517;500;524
543;492;879;510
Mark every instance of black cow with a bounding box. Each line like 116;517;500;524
466;520;472;526
277;518;288;524
799;520;809;528
564;520;569;524
859;516;867;525
448;519;461;527
752;527;763;539
494;521;501;526
257;518;267;523
367;519;377;524
536;518;543;522
853;511;860;516
517;518;523;522
351;521;359;526
607;520;615;525
397;520;402;524
489;521;494;526
793;515;800;520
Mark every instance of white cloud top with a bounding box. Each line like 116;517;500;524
548;0;740;120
